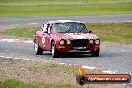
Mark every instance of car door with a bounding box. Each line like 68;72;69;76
41;23;51;50
40;22;48;50
44;24;53;50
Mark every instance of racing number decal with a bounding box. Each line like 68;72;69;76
42;36;45;47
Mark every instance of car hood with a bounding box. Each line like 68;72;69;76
52;33;99;40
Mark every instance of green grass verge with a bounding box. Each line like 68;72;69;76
0;79;81;88
0;22;132;44
0;0;132;16
87;22;132;44
0;25;39;38
0;0;131;4
0;80;36;88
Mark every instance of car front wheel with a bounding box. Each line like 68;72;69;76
34;40;43;55
51;41;59;58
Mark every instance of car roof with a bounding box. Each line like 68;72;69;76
47;20;83;24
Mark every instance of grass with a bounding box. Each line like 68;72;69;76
0;22;132;44
0;0;131;4
0;80;36;88
0;25;39;38
87;22;132;44
0;79;81;88
0;0;132;16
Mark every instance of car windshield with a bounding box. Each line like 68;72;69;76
52;22;88;33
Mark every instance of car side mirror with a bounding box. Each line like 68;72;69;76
89;30;92;33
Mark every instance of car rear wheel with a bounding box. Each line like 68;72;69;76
51;41;59;58
34;40;43;55
91;50;99;57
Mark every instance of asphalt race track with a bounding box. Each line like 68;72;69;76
0;14;132;26
0;41;132;76
0;14;132;76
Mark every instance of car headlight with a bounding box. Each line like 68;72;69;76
89;39;93;44
60;39;65;45
95;39;100;44
67;40;70;44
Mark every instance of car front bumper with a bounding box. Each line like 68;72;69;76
57;44;100;53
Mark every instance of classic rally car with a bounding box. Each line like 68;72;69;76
34;20;100;58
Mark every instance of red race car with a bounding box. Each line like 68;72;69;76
34;20;100;58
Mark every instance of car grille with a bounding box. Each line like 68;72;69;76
71;39;88;47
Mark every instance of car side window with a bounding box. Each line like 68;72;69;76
41;23;49;33
47;24;53;34
50;24;53;33
40;27;43;31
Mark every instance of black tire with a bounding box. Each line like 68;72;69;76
91;50;99;57
34;40;43;55
51;41;59;58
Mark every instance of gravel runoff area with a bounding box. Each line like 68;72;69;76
0;57;123;88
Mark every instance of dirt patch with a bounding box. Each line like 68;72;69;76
0;57;123;88
0;57;76;85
